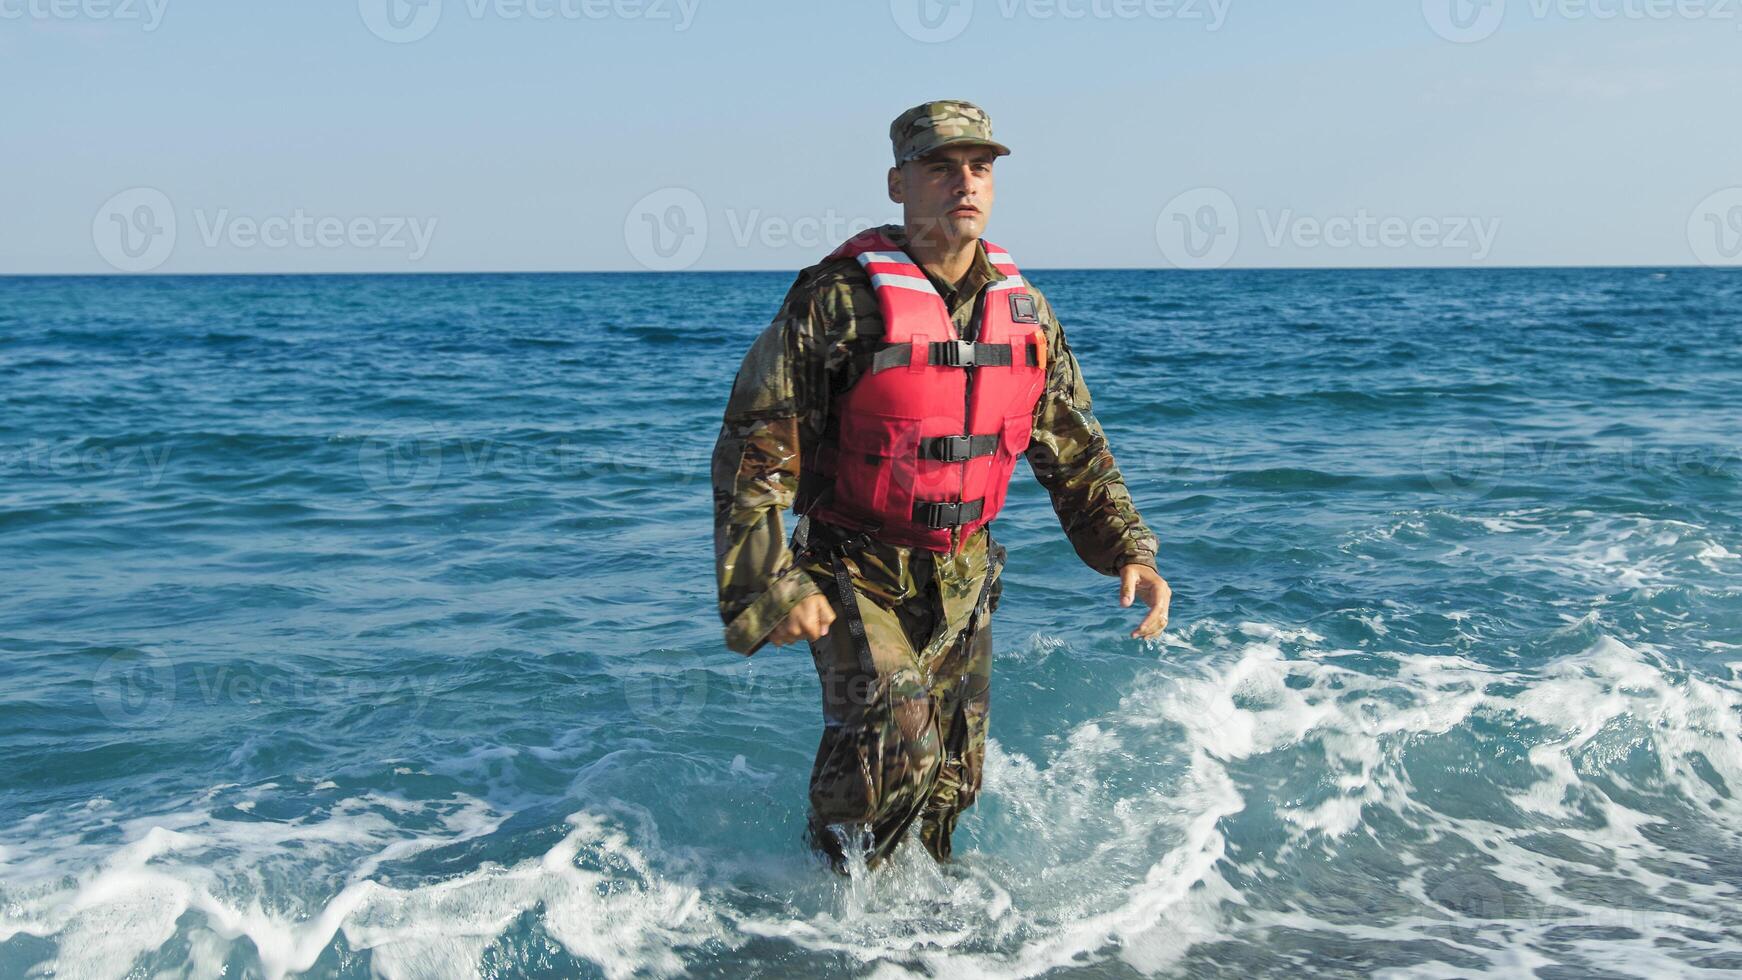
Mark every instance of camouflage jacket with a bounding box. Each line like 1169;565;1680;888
711;224;1159;657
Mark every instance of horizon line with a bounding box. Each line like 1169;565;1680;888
1;263;1733;280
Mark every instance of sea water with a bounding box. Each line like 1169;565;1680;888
2;267;1739;977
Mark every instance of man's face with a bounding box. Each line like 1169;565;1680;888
888;145;997;250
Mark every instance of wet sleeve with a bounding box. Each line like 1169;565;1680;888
1022;287;1161;577
711;279;828;655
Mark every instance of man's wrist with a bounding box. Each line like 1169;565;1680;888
1114;541;1160;575
723;565;825;656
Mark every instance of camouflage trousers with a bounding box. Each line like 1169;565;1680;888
798;523;1002;872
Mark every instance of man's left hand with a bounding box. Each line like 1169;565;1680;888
1118;564;1171;640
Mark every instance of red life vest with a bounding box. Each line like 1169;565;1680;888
807;229;1048;552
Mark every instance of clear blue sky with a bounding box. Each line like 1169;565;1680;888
4;0;1739;273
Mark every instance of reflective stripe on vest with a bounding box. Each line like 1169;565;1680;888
808;229;1047;552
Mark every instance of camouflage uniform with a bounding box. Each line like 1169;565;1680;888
710;103;1159;871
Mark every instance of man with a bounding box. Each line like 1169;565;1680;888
711;99;1170;873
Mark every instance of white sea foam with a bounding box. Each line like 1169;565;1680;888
1;789;512;979
1113;624;1742;975
5;622;1740;977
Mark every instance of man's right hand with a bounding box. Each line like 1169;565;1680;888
767;593;837;647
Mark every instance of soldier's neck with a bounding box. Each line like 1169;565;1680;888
900;223;977;290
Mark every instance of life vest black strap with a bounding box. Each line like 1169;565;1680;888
828;543;879;677
868;345;908;374
798;518;883;678
870;340;1042;374
930;340;1010;368
918;433;999;463
972;534;1005;622
911;497;985;530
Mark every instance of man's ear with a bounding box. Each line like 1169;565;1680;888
887;166;904;205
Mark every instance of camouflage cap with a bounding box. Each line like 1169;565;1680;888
889;100;1012;166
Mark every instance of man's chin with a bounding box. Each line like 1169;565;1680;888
911;214;986;248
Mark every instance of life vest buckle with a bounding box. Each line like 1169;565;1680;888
919;433;999;463
930;340;977;368
912;497;986;529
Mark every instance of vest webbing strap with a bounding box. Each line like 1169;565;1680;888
829;545;879;678
912;497;985;530
918;434;999;463
869;340;1043;374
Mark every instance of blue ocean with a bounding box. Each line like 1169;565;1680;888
2;267;1739;978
